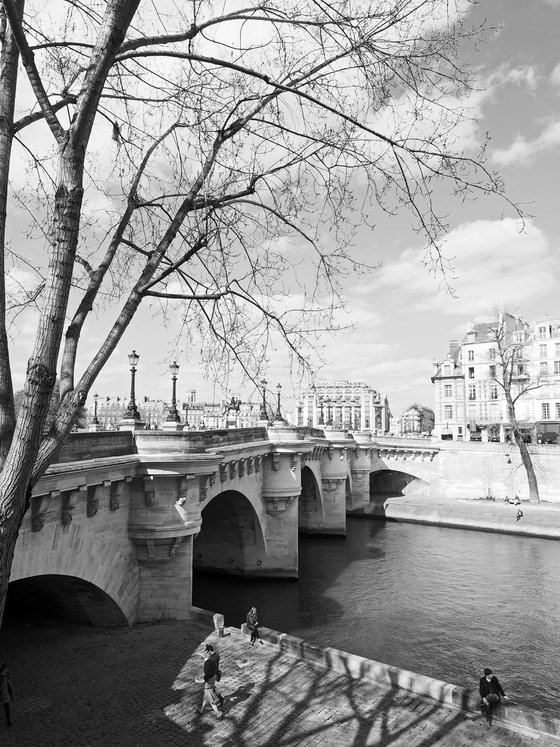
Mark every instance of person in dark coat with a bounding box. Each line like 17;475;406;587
246;606;264;645
0;663;14;727
199;645;223;718
479;667;506;725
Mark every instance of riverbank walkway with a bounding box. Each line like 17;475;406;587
0;618;556;746
351;493;560;540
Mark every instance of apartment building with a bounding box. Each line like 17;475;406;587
529;317;560;430
432;314;560;441
398;403;435;436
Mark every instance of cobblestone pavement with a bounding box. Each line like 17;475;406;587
0;620;557;747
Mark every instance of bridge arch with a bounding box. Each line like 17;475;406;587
194;489;266;576
4;574;129;627
370;469;429;496
298;465;323;533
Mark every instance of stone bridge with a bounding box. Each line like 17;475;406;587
12;425;560;627
7;425;441;627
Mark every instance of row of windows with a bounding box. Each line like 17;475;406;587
444;402;560;420
444;383;499;398
466;349;497;361
539;361;560;375
465;342;560;364
444;402;560;421
542;403;560;419
540;344;560;358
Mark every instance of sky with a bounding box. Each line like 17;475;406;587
7;0;560;420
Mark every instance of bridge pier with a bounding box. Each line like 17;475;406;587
349;434;374;509
261;495;299;578
260;450;302;578
314;434;350;535
128;474;201;621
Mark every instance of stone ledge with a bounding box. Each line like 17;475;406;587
237;623;560;741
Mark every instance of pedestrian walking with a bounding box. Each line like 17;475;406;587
479;667;507;726
198;644;223;719
517;509;523;521
246;606;264;646
0;662;14;727
205;644;224;706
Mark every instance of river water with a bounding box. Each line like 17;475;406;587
192;516;560;716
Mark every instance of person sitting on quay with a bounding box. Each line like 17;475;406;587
246;606;264;646
479;667;507;725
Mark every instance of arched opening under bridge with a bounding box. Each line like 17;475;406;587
369;469;428;497
298;465;322;533
193;490;265;576
4;574;129;627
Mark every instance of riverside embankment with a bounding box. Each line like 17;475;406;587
349;493;560;540
1;611;559;746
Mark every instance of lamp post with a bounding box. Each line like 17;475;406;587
275;383;283;421
125;350;140;419
93;393;99;425
326;399;333;427
318;397;324;426
259;379;268;421
166;361;181;422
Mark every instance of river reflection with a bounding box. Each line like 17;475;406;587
192;517;560;715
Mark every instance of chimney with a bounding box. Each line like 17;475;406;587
449;339;458;354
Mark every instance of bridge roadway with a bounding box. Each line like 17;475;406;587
8;424;560;627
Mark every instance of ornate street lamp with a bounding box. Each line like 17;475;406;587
93;393;99;425
275;383;283;421
166;361;181;422
318;397;324;426
125;350;141;420
259;379;268;420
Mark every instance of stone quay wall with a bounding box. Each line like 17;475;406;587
374;438;560;503
240;622;560;741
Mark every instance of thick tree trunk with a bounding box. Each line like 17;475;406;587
0;477;30;622
505;392;539;503
515;434;540;504
0;0;141;628
0;0;24;464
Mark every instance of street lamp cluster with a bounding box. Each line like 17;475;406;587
93;353;286;430
259;379;284;423
121;351;181;426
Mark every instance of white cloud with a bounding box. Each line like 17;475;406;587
487;64;541;93
550;62;560;87
492;121;560;166
362;218;557;317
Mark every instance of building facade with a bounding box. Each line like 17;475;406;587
432;314;560;441
295;381;390;432
398;404;435;436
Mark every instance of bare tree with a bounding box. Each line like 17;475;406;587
489;312;541;503
0;0;520;622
